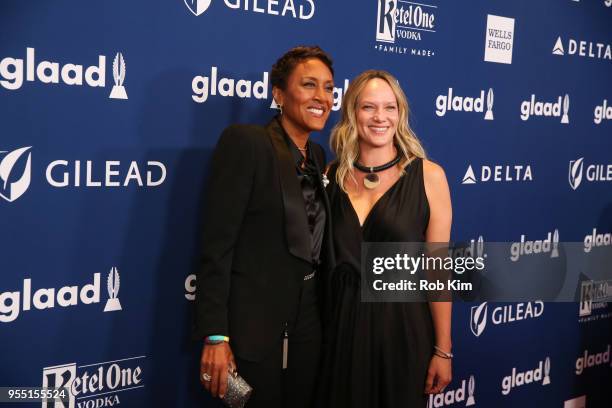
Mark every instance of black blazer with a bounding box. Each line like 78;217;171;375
194;118;334;362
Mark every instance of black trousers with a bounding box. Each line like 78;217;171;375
235;276;321;408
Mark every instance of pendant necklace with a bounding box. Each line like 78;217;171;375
353;153;402;190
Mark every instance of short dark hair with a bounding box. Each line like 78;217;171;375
270;46;334;90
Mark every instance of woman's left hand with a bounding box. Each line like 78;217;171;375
424;355;452;394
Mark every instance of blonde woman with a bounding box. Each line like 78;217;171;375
318;70;452;407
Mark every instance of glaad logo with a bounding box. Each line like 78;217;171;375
520;94;569;123
185;0;315;19
594;99;612;124
564;395;586;408
0;267;122;323
0;146;32;202
484;15;515;64
185;274;196;300
470;301;544;337
568;157;612;189
435;88;494;119
510;230;559;261
552;36;612;60
0;48;128;99
192;66;350;111
374;0;438;58
501;357;551;396
575;344;611;375
584;228;612;253
462;164;533;184
185;0;212;16
42;355;145;408
426;375;476;408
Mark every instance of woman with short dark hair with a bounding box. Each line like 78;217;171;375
194;46;335;408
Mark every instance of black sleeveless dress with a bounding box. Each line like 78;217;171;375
319;158;435;408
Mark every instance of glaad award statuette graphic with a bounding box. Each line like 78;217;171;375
104;267;123;312
109;52;128;100
466;375;476;406
485;88;494;120
561;94;569;124
543;357;551;385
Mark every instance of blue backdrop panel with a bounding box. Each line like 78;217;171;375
1;1;611;407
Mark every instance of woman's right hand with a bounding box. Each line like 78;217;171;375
200;342;235;398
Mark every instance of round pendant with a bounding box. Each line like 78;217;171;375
363;173;380;189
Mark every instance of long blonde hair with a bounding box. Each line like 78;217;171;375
330;70;426;192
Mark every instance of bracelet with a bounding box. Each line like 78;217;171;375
205;335;230;345
434;345;453;359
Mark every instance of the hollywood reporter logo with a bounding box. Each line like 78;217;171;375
0;47;128;99
0;267;122;323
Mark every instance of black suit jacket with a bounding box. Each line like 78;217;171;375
194;118;334;362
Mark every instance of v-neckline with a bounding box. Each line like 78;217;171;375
343;158;417;229
345;175;403;229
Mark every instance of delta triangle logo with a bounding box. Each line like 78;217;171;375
553;36;565;55
462;165;477;184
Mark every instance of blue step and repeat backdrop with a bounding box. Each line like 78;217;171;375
1;1;611;407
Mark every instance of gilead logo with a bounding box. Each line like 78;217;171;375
0;146;32;202
186;0;315;19
501;357;551;395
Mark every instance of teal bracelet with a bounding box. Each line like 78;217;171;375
206;335;229;343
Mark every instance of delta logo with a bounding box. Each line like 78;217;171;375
0;48;128;99
462;164;533;184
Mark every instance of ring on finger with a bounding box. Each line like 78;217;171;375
201;372;212;382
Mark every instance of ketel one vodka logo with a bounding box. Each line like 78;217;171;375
435;88;494;120
470;301;544;337
510;230;559;262
375;0;437;57
0;146;32;202
427;375;476;408
579;279;611;317
42;355;145;408
568;157;612;190
0;267;122;323
0;47;128;99
501;357;551;396
520;94;569;123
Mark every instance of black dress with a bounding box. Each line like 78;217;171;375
319;158;435;408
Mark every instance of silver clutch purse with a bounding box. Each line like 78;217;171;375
222;370;253;408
